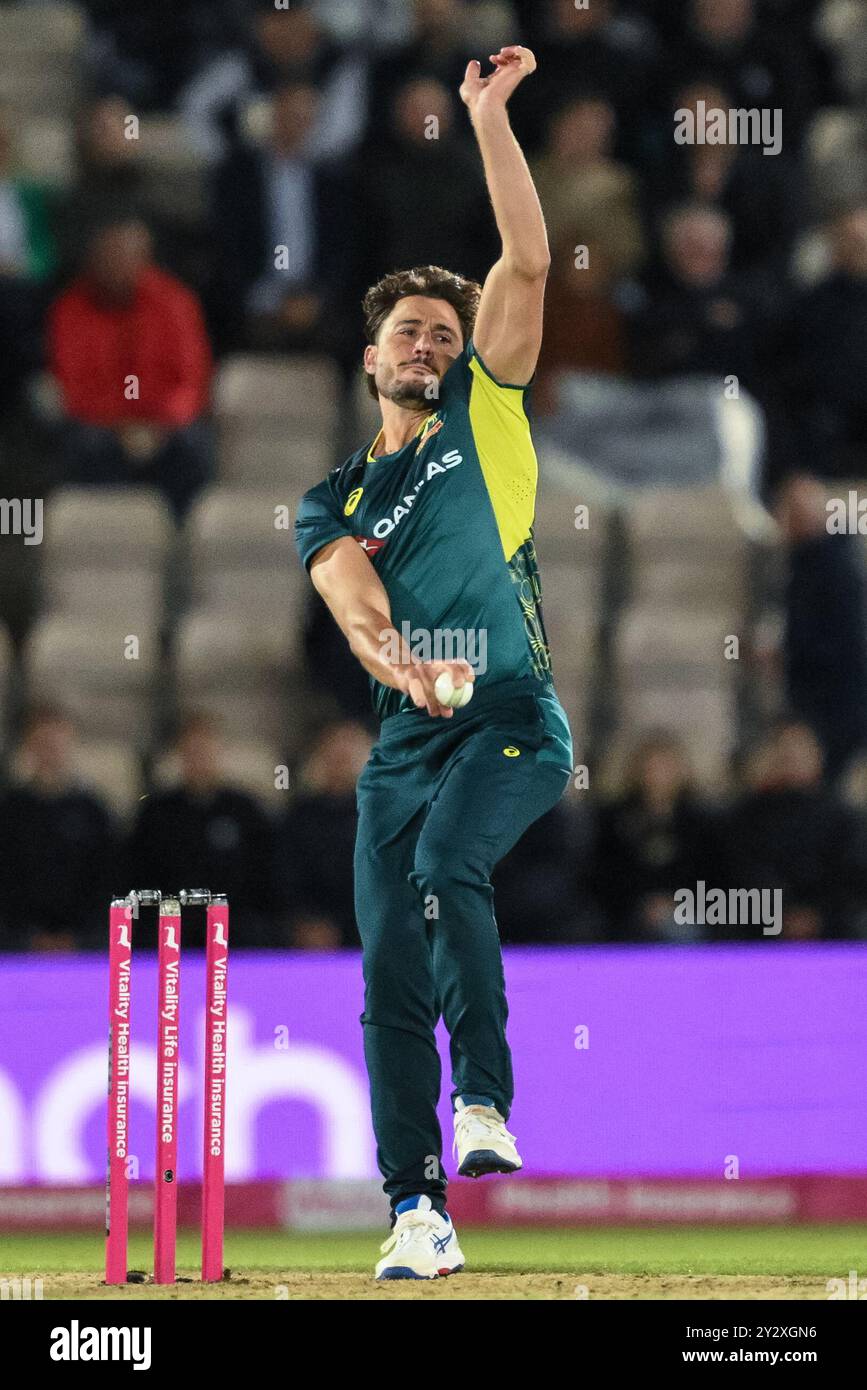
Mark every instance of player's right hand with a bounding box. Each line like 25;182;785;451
394;659;475;718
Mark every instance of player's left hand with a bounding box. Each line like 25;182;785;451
460;46;537;112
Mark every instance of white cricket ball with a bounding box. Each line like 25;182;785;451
434;671;474;709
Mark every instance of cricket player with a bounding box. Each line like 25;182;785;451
295;46;573;1279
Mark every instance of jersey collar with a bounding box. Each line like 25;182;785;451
367;410;438;464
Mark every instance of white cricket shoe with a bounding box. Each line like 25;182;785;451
375;1195;465;1281
453;1097;523;1178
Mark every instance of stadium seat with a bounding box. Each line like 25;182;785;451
174;613;301;747
42;488;173;564
0;2;83;50
533;485;611;568
215;354;339;426
218;431;333;489
41;489;173;630
625;486;750;559
623;487;752;616
352;372;382;439
614;606;738;685
186;488;308;621
0;4;83;115
541;556;606;633
23;617;159;747
18;116;75;186
137;115;201;170
137;115;207;223
214;356;339;489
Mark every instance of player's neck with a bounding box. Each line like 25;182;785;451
371;398;434;458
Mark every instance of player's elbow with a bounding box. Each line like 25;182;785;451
504;249;551;281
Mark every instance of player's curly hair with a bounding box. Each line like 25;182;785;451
362;265;482;400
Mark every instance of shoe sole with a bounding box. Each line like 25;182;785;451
376;1263;464;1282
458;1148;522;1178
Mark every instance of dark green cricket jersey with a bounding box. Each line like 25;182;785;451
295;338;571;759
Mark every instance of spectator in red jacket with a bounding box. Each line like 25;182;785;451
49;216;214;518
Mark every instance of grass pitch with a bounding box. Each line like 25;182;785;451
4;1225;865;1300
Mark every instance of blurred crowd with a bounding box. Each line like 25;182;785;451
1;702;866;951
2;0;867;498
1;0;867;949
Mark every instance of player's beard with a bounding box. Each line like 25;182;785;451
380;365;439;407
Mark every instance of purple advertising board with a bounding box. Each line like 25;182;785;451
1;945;865;1184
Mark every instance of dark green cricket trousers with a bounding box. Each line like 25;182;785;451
354;676;573;1213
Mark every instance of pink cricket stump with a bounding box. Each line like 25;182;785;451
154;898;182;1283
202;896;229;1281
106;898;134;1284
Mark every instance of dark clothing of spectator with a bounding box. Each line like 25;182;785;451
367;36;474;145
493;802;586;944
514;16;657;160
659;14;817;146
209;145;355;361
358;134;497;291
83;0;242;110
182;25;363;165
53;166;185;282
0;782;117;948
647;148;803;279
275;790;359;947
302;592;376;727
60;420;213;522
590;792;720;941
784;532;867;780
127;786;275;946
776;274;867;481
720;788;867;938
55;166;149;279
626;268;769;390
0;274;44;414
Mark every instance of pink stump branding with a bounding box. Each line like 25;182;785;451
154;902;181;1284
105;900;134;1284
202;899;229;1281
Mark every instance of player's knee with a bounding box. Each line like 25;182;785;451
409;849;489;912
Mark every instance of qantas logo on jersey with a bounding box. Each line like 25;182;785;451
371;450;463;538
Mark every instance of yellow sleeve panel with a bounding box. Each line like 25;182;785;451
467;353;538;563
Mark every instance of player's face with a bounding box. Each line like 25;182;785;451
368;296;463;407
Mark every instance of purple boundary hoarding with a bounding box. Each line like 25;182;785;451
1;945;865;1184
